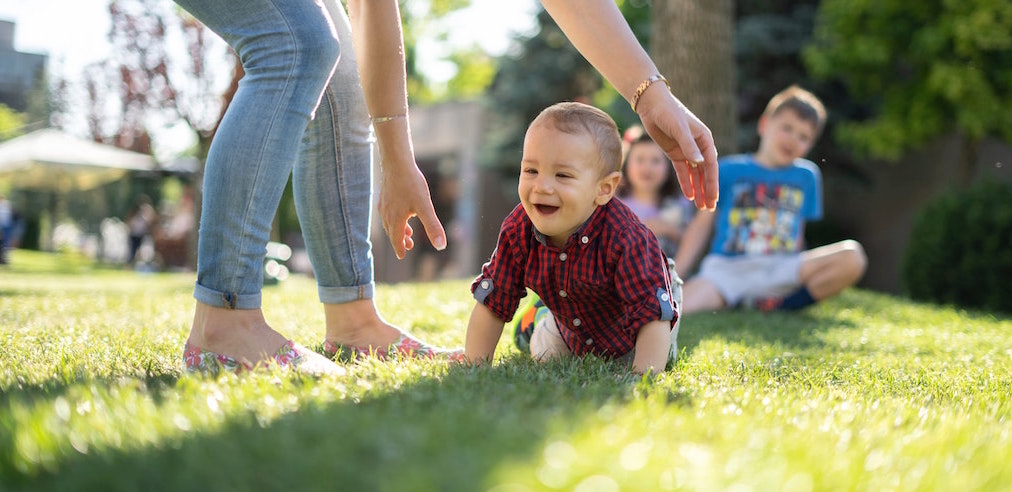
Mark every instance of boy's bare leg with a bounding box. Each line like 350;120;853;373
799;239;867;300
681;277;728;315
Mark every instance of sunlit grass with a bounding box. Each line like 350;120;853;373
1;249;1010;491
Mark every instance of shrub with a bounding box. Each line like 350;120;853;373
902;180;1012;313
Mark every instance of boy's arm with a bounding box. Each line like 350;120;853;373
464;303;506;364
632;320;672;375
674;210;715;278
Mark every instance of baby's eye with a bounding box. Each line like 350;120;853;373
522;168;538;175
556;173;572;179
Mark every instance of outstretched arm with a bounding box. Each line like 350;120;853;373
464;303;506;364
540;0;718;210
346;0;446;259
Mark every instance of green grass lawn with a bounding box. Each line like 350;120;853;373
1;249;1010;491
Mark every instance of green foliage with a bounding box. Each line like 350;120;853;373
1;251;1012;490
483;9;601;174
444;47;497;100
902;180;1012;313
399;0;473;104
0;104;27;142
734;1;822;151
805;0;1012;160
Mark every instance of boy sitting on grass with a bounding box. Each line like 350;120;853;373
463;102;681;375
675;86;866;314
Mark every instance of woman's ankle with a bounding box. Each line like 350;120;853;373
323;299;400;345
189;302;280;348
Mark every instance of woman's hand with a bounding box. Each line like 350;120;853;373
636;84;719;211
377;164;446;260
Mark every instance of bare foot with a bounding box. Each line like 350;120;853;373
186;301;291;366
323;299;403;347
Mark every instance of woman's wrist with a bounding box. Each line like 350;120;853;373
633;77;678;116
629;74;669;112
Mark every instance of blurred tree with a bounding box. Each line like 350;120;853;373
443;47;496;101
400;0;479;103
74;0;234;266
0;104;26;142
651;0;737;156
484;1;650;177
805;0;1012;183
483;8;601;177
95;0;231;156
734;1;821;151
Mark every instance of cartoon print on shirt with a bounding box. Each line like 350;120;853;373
723;181;805;255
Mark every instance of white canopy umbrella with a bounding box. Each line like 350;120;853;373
0;129;156;192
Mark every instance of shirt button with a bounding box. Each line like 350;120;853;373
573;318;581;327
585;338;594;345
559;290;567;298
581;236;589;244
480;280;489;289
661;293;669;301
559;253;567;261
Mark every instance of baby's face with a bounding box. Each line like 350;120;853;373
518;122;609;247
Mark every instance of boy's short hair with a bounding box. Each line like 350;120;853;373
531;102;622;174
763;85;827;136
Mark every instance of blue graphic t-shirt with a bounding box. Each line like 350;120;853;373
709;154;822;257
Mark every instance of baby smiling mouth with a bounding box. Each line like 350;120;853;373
535;204;560;215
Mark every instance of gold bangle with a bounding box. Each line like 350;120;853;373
370;114;407;124
630;74;670;112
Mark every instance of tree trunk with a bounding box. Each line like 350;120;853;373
650;0;737;156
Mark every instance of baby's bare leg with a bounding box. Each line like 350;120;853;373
529;314;573;361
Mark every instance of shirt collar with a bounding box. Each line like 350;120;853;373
531;201;610;250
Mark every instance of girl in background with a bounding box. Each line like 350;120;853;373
618;127;696;258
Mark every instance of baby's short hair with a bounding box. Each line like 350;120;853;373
763;85;827;136
531;102;622;174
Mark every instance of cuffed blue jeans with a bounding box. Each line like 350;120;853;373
174;0;375;309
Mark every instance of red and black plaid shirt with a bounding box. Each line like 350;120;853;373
472;199;676;358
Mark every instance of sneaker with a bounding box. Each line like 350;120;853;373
512;298;546;352
740;295;783;312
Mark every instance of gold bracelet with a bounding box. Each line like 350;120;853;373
370;114;407;124
630;74;670;112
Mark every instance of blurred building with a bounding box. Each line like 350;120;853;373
0;20;47;112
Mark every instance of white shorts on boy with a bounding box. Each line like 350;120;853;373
696;254;803;306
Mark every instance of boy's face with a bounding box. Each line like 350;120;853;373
518;121;620;248
755;108;818;167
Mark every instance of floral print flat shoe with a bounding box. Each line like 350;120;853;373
322;334;464;362
184;339;346;376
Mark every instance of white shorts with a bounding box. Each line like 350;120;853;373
696;254;802;306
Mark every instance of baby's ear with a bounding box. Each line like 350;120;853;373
595;171;622;205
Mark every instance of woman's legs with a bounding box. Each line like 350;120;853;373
295;2;446;350
176;0;341;364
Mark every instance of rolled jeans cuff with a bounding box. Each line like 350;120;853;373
318;282;374;305
193;282;263;310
